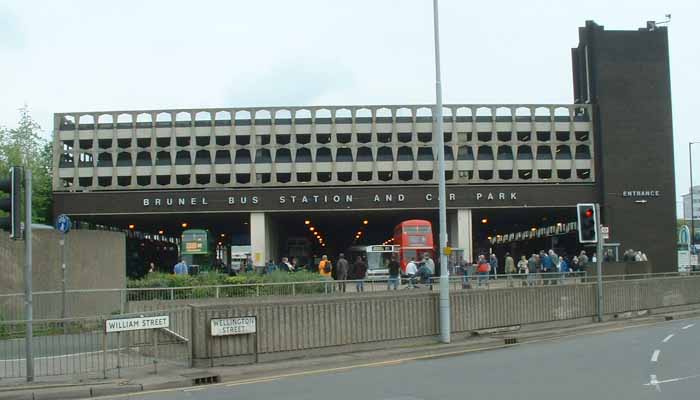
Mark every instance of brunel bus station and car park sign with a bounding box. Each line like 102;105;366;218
53;184;601;215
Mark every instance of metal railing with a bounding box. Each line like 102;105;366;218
2;272;699;379
0;308;190;380
2;272;699;321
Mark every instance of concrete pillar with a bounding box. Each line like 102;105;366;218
266;215;278;264
448;209;473;262
250;212;268;268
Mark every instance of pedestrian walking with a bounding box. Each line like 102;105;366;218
505;253;516;287
266;259;276;274
460;258;472;289
281;257;294;272
559;256;570;284
541;250;554;284
406;258;418;288
318;255;333;292
489;253;499;280
387;254;401;290
579;251;589;272
527;254;538;286
517;255;529;286
417;256;433;286
477;255;490;287
173;259;188;275
319;255;332;278
335;254;350;293
422;253;435;275
351;255;367;292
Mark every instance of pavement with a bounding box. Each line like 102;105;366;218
1;308;699;400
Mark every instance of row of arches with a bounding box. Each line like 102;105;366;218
58;105;588;126
63;130;591;151
60;145;592;168
61;167;592;189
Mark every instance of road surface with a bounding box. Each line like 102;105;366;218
106;318;700;399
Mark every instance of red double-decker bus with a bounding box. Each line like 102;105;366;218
393;220;435;271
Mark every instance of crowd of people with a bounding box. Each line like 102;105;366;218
458;249;592;287
169;246;650;291
622;249;648;262
263;252;437;291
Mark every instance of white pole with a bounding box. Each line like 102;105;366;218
433;0;450;344
24;169;34;382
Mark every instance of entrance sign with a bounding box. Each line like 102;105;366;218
210;316;257;336
105;315;170;333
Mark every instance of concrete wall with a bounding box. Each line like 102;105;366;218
585;261;654;276
573;21;677;271
177;276;700;365
0;229;126;319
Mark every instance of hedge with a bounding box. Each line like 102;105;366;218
126;271;327;299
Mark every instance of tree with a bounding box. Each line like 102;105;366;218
0;106;53;224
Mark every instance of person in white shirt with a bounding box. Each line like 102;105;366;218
406;258;418;288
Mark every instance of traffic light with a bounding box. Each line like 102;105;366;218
576;203;598;243
0;167;22;239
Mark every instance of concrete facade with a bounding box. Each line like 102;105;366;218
572;21;676;270
52;104;594;190
0;229;126;319
50;21;677;272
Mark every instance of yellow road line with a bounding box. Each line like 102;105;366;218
96;318;689;399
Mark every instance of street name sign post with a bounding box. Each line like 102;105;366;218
55;214;71;321
210;316;256;336
209;316;258;364
104;315;170;376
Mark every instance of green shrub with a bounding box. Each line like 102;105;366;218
127;269;326;299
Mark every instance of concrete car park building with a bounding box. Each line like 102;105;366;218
51;21;677;272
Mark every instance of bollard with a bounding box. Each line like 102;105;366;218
120;290;126;314
102;333;107;379
116;332;122;379
153;329;159;374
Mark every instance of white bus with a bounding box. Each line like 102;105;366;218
365;245;399;278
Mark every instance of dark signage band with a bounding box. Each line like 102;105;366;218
54;184;598;215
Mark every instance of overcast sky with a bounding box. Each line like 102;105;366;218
1;0;697;215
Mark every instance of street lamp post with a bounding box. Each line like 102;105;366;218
690;142;699;255
432;0;450;344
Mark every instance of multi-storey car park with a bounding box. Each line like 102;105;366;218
51;21;677;275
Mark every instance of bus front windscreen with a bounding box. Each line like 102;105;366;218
367;251;393;271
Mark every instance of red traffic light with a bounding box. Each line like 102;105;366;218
584;209;593;218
